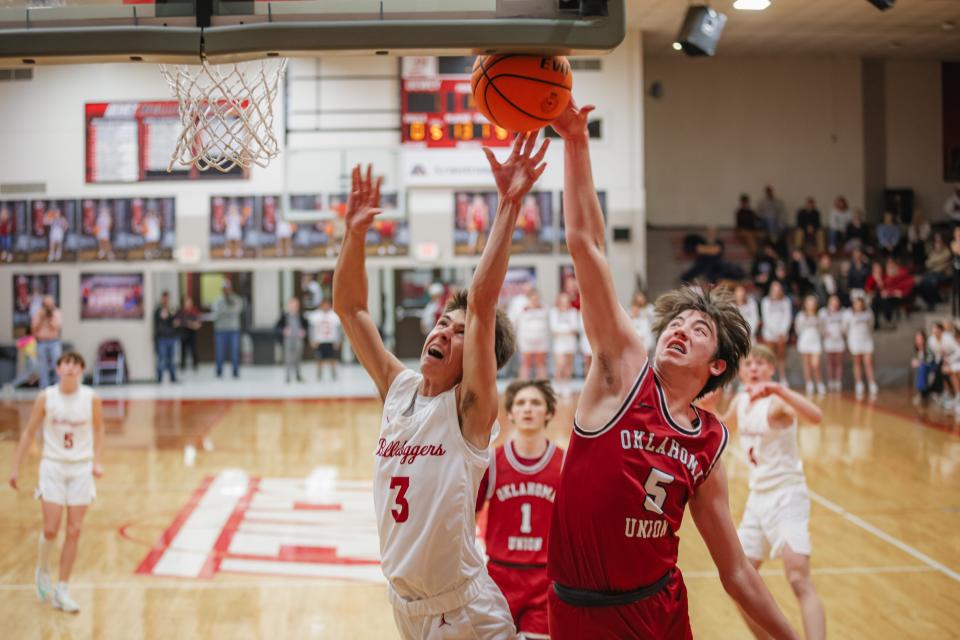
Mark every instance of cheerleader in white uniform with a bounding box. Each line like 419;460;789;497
941;320;960;412
628;292;656;354
844;296;878;399
818;295;846;392
515;290;550;380
795;295;825;396
735;284;760;342
761;281;793;384
549;292;579;397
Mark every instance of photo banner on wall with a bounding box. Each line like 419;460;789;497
454;191;554;255
512;191;554;255
12;273;60;337
210;196;261;259
1;200;28;263
80;273;144;320
21;200;78;263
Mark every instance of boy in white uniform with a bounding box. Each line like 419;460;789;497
334;133;548;639
8;352;104;614
710;345;826;640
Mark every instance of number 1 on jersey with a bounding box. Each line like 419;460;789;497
519;502;532;534
390;476;410;523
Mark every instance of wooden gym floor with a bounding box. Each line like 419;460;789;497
0;387;958;639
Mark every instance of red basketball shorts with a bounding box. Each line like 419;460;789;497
488;560;550;638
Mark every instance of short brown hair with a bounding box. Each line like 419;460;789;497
746;344;776;367
56;351;86;369
504;379;557;423
444;290;516;370
651;286;751;398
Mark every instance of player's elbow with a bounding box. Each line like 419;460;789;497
719;563;753;601
566;232;603;259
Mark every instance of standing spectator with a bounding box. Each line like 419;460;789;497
844;209;870;254
306;299;342;381
916;233;952;310
276;297;307;383
943;185;960;224
928;322;951;406
420;283;445;338
751;243;780;295
302;273;323;310
827;196;852;253
756;185;786;245
911;329;936;405
735;194;761;255
176;296;202;371
211;279;245;378
761;281;792;384
844;296;878;399
515;290;549;380
845;247;871;297
549;293;579;397
819;295;846;392
906;209;931;270
787;247;817;299
153;291;179;383
795;295;825;396
875;211;902;257
813;253;843;306
951;226;960;317
941;321;960;409
793;197;824;253
734;284;759;341
681;227;741;284
31;296;62;388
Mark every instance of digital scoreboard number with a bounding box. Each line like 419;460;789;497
401;56;512;149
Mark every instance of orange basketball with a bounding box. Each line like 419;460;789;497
471;54;573;132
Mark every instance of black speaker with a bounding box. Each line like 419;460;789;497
866;0;895;10
676;6;727;57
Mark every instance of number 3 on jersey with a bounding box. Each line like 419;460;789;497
642;468;674;515
390;476;410;523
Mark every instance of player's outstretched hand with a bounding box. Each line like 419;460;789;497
93;464;104;479
344;164;384;235
8;471;18;491
550;99;595;140
746;382;780;401
482;131;548;202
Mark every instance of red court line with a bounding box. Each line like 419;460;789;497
840;394;960;438
135;475;215;575
292;502;343;511
199;476;262;579
224;547;380;566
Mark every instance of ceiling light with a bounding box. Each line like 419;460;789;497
733;0;770;10
672;42;683;51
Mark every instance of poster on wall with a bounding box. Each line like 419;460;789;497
511;191;554;255
12;273;60;337
288;194;342;258
80;273;144;320
1;200;28;263
76;198;117;261
365;193;409;257
453;191;498;256
260;195;307;258
120;197;176;261
559;190;607;253
210;196;260;259
20;200;78;263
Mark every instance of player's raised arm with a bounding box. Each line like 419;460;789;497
690;465;801;640
459;132;548;449
553;101;644;386
8;392;46;490
333;165;405;401
748;382;823;427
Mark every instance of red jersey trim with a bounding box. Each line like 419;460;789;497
573;361;649;438
702;420;729;482
652;371;702;436
504;440;556;475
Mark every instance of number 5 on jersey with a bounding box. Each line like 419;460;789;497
642;468;674;515
390;476;410;523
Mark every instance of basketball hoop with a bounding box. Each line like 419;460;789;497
159;58;288;173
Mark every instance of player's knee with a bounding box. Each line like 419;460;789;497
786;570;813;597
43;527;59;540
65;522;83;539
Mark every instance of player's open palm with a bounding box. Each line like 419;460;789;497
483;131;548;202
550;99;595;140
344;164;383;235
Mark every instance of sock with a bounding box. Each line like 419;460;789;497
57;581;68;593
37;533;52;573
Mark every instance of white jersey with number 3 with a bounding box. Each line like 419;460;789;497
375;369;495;601
735;393;804;492
43;385;95;462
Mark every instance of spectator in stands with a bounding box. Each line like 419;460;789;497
928;322;950;406
680;226;742;284
916;233;952;311
906;209;931;270
868;258;913;328
875;211;902;257
761;280;793;384
515;290;549;380
177;296;202;371
845;247;871;297
276;296;307;383
795;295;825;396
844;295;878;399
751;242;780;295
813;253;843;306
31;296;62;388
307;299;342;381
820;295;846;392
844;208;870;254
211;279;245;378
153;291;179;383
827;196;852;253
734;284;759;341
951;226;960;317
549;292;579;397
911;329;936;405
735;193;761;255
943;185;960;224
793;197;825;254
756;185;786;244
787;247;817;299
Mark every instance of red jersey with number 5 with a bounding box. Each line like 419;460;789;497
548;362;728;591
478;440;564;566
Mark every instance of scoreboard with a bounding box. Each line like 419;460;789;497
401;56;512;149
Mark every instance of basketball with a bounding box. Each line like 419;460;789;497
471;54;573;132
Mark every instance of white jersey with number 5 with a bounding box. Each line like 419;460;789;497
375;369;495;601
43;385;95;462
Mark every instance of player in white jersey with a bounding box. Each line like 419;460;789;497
8;352;104;614
717;345;826;640
334;133;548;639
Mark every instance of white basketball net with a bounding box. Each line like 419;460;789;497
159;58;288;173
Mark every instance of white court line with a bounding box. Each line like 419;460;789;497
0;565;934;592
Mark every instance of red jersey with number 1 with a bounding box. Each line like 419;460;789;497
480;440;564;566
548;362;728;591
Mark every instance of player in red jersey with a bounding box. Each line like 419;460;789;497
546;100;799;640
477;379;564;640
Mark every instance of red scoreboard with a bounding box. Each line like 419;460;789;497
401;56;512;149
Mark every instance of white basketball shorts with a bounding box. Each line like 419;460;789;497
36;458;96;506
737;483;811;561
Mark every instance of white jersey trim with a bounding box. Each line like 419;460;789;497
504;440;556;475
485;448;497;501
573;361;649;438
703;420;729;482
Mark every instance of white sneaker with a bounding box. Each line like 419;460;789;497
35;568;52;603
855;382;865;400
869;383;879;399
51;584;79;613
805;382;815;396
817;383;827;396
